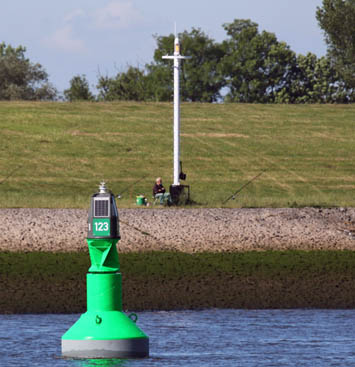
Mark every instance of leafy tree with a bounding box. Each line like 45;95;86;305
316;0;355;89
96;66;147;101
0;42;56;100
144;63;172;101
220;19;296;103
64;75;94;101
149;28;225;102
276;53;350;103
94;19;352;103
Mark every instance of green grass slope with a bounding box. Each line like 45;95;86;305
0;102;354;208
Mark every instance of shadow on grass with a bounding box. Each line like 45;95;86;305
2;250;355;312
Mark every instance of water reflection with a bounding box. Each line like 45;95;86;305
70;358;127;367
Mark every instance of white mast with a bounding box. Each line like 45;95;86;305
162;31;190;186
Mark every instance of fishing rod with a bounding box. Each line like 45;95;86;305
222;169;267;205
0;165;22;185
116;174;148;199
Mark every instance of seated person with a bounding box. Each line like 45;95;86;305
153;177;172;205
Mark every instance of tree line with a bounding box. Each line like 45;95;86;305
1;0;354;103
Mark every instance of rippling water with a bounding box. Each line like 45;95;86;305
2;310;355;366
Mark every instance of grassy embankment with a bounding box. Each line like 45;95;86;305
0;101;354;208
2;251;355;313
1;102;354;312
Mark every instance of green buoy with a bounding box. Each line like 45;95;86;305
62;182;149;359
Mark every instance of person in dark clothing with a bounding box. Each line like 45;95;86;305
153;177;172;205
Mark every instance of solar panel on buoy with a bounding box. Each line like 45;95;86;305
94;198;109;217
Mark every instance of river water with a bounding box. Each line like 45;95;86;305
2;309;355;366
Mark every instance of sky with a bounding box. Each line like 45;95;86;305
1;0;327;94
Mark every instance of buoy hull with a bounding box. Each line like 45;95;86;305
62;310;149;359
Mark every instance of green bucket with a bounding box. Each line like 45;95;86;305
136;195;146;206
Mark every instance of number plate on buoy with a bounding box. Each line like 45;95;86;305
93;218;110;236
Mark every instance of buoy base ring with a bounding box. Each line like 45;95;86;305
62;337;149;359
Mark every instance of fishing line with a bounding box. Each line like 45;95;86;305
0;165;22;185
222;169;267;204
190;135;267;203
116;174;148;199
222;139;324;195
120;219;164;245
